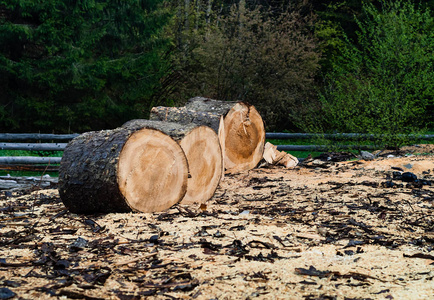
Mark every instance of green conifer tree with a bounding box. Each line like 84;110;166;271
0;0;171;132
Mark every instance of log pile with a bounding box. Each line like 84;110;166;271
59;97;269;214
59;120;222;213
151;97;266;174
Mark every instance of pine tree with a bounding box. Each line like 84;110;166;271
0;0;171;132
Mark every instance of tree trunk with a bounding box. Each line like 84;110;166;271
59;123;189;214
185;0;190;32
123;120;222;205
150;97;265;174
206;0;212;25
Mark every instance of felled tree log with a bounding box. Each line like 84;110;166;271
123;120;222;205
150;97;265;174
59;123;189;214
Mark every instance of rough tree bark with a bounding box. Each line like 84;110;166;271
59;123;189;214
150;97;265;174
123;120;222;205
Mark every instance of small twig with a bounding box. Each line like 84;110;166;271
242;195;271;202
114;253;158;266
49;209;68;221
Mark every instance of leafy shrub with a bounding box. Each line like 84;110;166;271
316;0;434;147
167;0;322;131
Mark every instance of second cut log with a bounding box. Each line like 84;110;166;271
123;120;222;205
150;97;265;174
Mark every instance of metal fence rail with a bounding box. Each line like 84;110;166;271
0;143;67;151
0;157;62;164
275;144;377;151
0;133;79;141
0;133;73;171
266;132;434;140
0;132;433;171
267;133;434;151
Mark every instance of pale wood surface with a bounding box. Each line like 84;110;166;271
123;120;222;205
150;97;265;174
222;102;265;174
118;128;189;212
263;142;298;168
179;125;222;204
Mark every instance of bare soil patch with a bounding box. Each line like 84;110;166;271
1;152;433;299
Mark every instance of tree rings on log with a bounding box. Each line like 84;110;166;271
123;120;223;205
221;102;265;173
59;126;188;214
150;97;265;174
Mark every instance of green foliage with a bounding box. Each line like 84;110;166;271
166;0;322;131
2;0;433;135
0;0;172;133
315;0;434;147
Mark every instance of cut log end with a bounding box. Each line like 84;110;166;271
179;126;222;205
223;103;265;173
150;98;265;175
118;128;188;212
122;119;223;206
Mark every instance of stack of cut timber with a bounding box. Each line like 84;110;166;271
59;120;222;213
151;97;265;174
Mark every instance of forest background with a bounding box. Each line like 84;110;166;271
1;0;433;139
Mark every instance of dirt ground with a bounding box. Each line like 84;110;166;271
0;145;433;299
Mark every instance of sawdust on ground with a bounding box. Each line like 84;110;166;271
0;148;433;300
